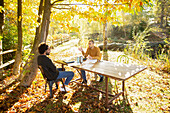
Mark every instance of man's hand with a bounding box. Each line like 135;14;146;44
78;47;83;52
87;55;92;59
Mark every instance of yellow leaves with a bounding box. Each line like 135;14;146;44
140;1;143;6
73;107;78;112
0;6;4;13
34;106;42;111
129;4;131;10
89;7;94;12
0;95;4;100
18;16;22;22
136;5;141;12
70;102;81;112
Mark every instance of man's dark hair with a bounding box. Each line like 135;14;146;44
89;39;94;44
38;42;48;54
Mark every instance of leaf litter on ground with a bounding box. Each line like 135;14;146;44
0;39;169;112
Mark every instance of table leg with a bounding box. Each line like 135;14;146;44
122;80;125;97
76;69;83;81
95;73;97;81
62;64;65;83
105;76;108;108
62;64;64;71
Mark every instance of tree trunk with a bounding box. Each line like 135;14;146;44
20;0;52;86
160;1;164;28
102;0;108;61
13;0;22;75
0;0;3;36
0;0;4;78
165;16;168;27
40;0;51;42
31;0;44;53
122;11;126;38
18;0;44;81
45;19;50;42
103;22;108;61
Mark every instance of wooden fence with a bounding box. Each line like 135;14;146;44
47;36;70;47
0;49;16;69
0;36;70;69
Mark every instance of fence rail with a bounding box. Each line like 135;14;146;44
0;49;16;69
47;36;70;46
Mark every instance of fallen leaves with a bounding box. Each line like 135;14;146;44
0;40;169;112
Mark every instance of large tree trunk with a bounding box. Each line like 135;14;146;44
13;0;22;75
20;0;52;86
45;19;50;42
18;0;44;81
31;0;44;53
0;0;4;78
40;0;51;42
0;0;3;39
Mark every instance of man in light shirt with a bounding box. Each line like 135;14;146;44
78;39;104;83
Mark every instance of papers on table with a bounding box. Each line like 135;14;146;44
84;59;97;64
67;59;98;67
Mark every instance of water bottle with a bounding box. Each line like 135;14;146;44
77;56;80;63
80;56;83;63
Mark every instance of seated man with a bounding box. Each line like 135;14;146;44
37;42;74;90
78;39;104;83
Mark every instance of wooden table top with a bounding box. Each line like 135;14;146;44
67;60;147;81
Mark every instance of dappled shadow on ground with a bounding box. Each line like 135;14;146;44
71;80;133;112
27;90;73;112
0;82;28;112
0;73;19;94
27;79;133;113
0;69;132;112
0;80;18;94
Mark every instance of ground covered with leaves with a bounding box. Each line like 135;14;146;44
0;39;169;112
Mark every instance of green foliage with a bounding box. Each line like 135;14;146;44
0;35;3;40
2;20;17;67
22;48;31;64
125;25;150;59
3;20;17;50
125;25;170;73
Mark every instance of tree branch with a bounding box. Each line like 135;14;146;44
52;3;129;7
51;0;65;6
52;7;71;10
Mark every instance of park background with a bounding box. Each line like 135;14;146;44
0;0;169;112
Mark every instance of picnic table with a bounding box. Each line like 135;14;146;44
54;59;147;108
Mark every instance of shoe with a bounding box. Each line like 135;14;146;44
60;87;65;92
60;86;72;92
99;76;103;82
81;79;87;84
65;87;72;91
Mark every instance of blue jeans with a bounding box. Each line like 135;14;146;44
81;70;103;81
56;68;74;85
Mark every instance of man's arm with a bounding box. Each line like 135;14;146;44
82;48;89;58
92;47;101;60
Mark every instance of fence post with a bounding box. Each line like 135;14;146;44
0;40;3;78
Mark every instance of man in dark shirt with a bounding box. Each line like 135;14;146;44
37;42;74;90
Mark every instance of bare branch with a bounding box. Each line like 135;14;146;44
52;7;71;10
51;0;65;6
53;3;129;7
